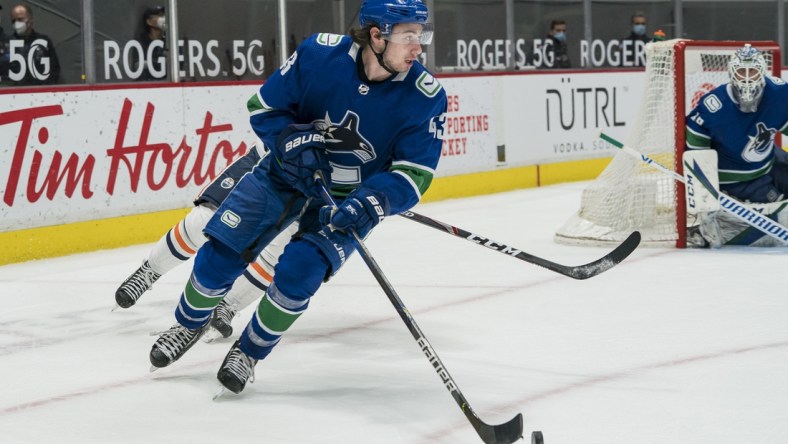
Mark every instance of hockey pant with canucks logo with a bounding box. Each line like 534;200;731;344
175;154;362;360
142;146;298;311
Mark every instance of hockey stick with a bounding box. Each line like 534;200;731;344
599;131;788;245
399;210;641;279
315;176;524;444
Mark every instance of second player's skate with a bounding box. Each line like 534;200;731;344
115;260;161;309
202;300;238;343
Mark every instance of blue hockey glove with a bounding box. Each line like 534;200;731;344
275;124;332;198
319;187;390;237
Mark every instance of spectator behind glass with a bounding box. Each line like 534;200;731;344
136;5;167;81
0;4;10;83
620;11;649;67
9;3;59;85
545;19;571;69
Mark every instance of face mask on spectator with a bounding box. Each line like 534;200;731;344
13;20;28;34
156;16;167;31
633;24;646;36
553;31;566;42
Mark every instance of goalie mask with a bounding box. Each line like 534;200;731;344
728;44;767;113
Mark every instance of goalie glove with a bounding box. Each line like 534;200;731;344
319;187;390;237
275;124;332;199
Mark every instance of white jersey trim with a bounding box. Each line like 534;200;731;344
392;169;423;200
249;92;273;117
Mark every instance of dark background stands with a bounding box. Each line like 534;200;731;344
136;5;167;81
545;19;571;69
620;11;649;67
9;3;60;85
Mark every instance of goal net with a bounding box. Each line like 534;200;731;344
555;39;781;247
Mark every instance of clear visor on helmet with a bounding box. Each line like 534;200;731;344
381;22;434;45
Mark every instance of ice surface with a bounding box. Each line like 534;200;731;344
2;182;787;443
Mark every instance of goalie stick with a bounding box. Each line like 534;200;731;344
315;175;524;444
399;211;641;279
599;131;788;245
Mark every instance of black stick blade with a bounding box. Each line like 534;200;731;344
475;413;523;444
565;230;641;280
400;211;640;280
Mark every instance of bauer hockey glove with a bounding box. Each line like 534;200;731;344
320;187;390;237
275;123;332;199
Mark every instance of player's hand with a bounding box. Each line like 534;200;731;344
320;187;389;237
275;124;331;198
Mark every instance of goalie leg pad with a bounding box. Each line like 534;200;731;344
683;149;720;214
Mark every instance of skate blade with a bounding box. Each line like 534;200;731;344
111;304;122;312
149;365;161;373
212;386;229;401
201;328;223;344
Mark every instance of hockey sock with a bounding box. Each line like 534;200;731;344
238;282;309;360
175;273;231;329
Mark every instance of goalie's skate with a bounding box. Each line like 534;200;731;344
216;340;257;394
149;323;206;369
115;260;161;309
202;300;237;343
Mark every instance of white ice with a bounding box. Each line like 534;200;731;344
1;182;787;444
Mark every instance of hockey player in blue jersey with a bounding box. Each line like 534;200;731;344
147;0;448;395
686;44;788;203
114;145;299;341
685;44;788;246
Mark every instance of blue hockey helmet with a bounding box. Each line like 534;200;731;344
359;0;433;44
728;44;767;113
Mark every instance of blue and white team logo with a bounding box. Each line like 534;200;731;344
316;33;343;47
416;72;442;98
316;111;376;162
702;94;722;113
220;178;235;189
220;210;241;228
742;122;776;163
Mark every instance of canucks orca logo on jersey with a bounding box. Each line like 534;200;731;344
316;110;376;163
742;122;776;163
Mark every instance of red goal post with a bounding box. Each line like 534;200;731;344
555;39;782;248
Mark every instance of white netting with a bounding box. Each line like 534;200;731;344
555;39;777;247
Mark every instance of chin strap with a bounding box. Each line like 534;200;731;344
371;40;398;75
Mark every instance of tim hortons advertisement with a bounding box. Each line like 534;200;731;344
0;84;259;232
0;71;648;233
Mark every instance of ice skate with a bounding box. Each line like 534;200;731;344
115;260;161;309
203;300;237;343
215;340;257;396
149;323;206;370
